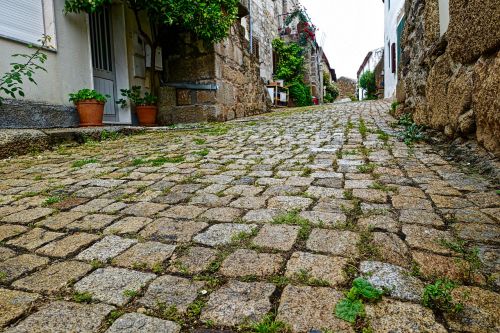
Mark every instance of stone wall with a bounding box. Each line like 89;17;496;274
401;0;500;155
0;100;79;129
336;77;357;100
158;21;270;125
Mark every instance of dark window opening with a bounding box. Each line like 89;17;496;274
391;43;396;73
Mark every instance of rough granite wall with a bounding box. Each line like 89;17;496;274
336;77;357;100
401;0;500;155
158;22;270;125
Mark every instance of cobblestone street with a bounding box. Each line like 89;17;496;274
0;100;498;332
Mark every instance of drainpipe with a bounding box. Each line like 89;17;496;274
248;0;253;54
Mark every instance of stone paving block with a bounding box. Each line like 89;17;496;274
153;192;191;204
71;199;115;213
313;198;354;213
445;286;500;332
112;242;176;269
453;208;496;224
224;185;263;197
304;186;343;198
138;275;204;312
352;188;388;203
285;252;348;286
252;224;299;251
67;213;118;231
169;246;218;274
0;288;40;328
276;285;354;333
140;218;208;243
160;205;208;219
267;196;313;211
344;179;374;189
242;209;279;223
402;225;454;255
465;191;500;208
262;185;303;197
357;215;399;233
365;299;447;333
398;209;445;227
74;267;155;306
193;223;257;246
7;228;64;250
306;229;359;258
392;195;433;210
0;224;28;242
299;210;346;227
104;216;152;235
0;254;49;283
230;196;267;209
0;247;16;261
4;301;114;333
412;250;469;281
201;281;275;326
76;235;137;263
220;249;283;277
430;194;473;209
12;261;92;293
199;207;243;222
105;313;180;333
100;201;128;214
73;187;111;198
36;211;85;230
36;232;99;258
360;261;424;302
189;193;233;207
2;208;54;224
453;222;500;244
372;232;411;268
121;202;167;216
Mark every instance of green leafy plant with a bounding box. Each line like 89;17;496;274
72;158;98;168
73;291;93;303
288;82;312;107
359;71;377;100
249;313;290;333
422;279;463;314
69;89;108;104
0;35;51;105
335;278;383;323
116;86;157;107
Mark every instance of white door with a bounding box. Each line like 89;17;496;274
89;8;118;122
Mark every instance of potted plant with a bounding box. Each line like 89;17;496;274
117;86;158;126
69;89;109;127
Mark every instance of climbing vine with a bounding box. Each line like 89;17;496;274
284;5;317;47
272;39;312;106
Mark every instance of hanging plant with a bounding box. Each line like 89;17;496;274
284;5;317;47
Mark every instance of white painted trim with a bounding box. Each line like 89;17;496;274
110;4;132;124
85;15;95;90
438;0;450;36
42;0;57;49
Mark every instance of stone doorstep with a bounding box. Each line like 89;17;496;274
0;125;208;160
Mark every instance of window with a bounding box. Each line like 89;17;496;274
0;0;55;46
387;42;391;71
388;0;391;10
391;43;396;73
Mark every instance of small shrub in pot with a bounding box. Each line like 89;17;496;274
69;89;109;127
117;86;158;126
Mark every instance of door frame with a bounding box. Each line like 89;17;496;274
86;4;131;124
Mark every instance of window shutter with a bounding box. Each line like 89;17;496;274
0;0;45;45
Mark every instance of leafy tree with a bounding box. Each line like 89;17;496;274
64;0;239;90
359;70;377;100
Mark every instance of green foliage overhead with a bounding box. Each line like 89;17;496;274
272;39;305;83
335;278;383;324
359;70;377;99
63;0;239;43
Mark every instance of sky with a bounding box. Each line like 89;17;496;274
300;0;384;80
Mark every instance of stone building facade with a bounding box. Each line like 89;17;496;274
336;77;357;101
400;0;500;155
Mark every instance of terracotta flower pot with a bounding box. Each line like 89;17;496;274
136;105;157;126
76;99;104;127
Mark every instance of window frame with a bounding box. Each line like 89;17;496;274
0;0;57;50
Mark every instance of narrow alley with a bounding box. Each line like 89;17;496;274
1;101;498;332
